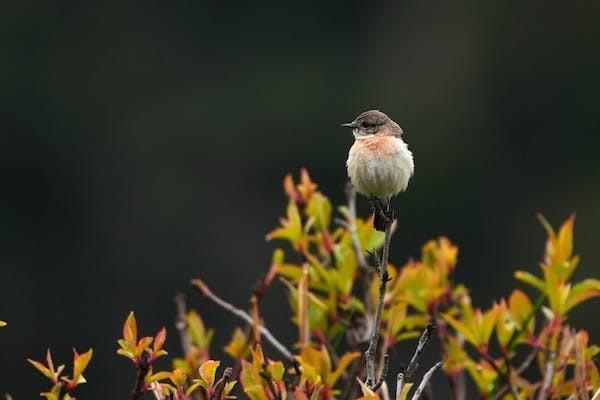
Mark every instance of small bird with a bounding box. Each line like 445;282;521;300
343;110;414;231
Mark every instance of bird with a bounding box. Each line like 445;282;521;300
342;110;414;232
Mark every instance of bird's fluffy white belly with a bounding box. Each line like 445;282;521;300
346;137;414;200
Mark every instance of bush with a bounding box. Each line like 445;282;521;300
18;169;600;399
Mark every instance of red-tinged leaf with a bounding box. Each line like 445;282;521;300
72;348;93;382
199;360;220;388
28;359;54;381
154;327;167;353
283;174;299;202
123;311;138;344
135;336;153;357
297;168;318;202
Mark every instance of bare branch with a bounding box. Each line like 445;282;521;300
410;361;443;400
405;323;436;381
191;279;293;361
365;220;393;388
373;354;391;391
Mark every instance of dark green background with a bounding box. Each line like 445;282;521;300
1;1;599;397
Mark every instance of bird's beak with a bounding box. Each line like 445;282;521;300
341;122;356;129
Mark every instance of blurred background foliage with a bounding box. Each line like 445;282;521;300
1;1;599;398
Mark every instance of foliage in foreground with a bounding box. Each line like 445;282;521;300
19;169;600;399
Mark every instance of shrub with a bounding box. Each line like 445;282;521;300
20;169;600;399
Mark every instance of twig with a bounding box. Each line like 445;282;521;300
492;347;538;400
405;324;436;381
396;373;405;400
212;367;233;400
373;354;391;391
191;279;293;361
130;353;150;400
365;220;393;388
174;293;193;354
410;361;443;400
537;350;556;400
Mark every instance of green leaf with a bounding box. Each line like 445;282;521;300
564;278;600;313
514;270;546;293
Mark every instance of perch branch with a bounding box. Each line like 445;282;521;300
409;361;443;400
191;279;293;361
365;220;393;388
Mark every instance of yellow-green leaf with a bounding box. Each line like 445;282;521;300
199;360;220;388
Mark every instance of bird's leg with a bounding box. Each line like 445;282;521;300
370;196;393;232
383;200;395;223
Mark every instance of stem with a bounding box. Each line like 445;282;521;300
174;294;193;355
130;353;150;400
191;279;293;361
365;221;393;388
492;347;537;400
212;367;233;400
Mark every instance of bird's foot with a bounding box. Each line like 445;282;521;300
370;197;394;232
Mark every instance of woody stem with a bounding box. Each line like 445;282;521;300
365;218;393;388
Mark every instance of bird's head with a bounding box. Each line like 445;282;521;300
341;110;403;138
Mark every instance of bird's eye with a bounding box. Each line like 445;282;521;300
363;122;373;128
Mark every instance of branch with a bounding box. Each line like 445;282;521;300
409;361;443;400
373;354;391;391
191;279;293;361
537;350;556;400
395;324;436;397
174;293;193;355
405;323;436;381
129;353;150;400
365;220;393;388
212;367;233;400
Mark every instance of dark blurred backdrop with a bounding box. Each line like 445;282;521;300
1;1;599;398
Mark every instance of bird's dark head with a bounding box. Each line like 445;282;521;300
341;110;403;138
